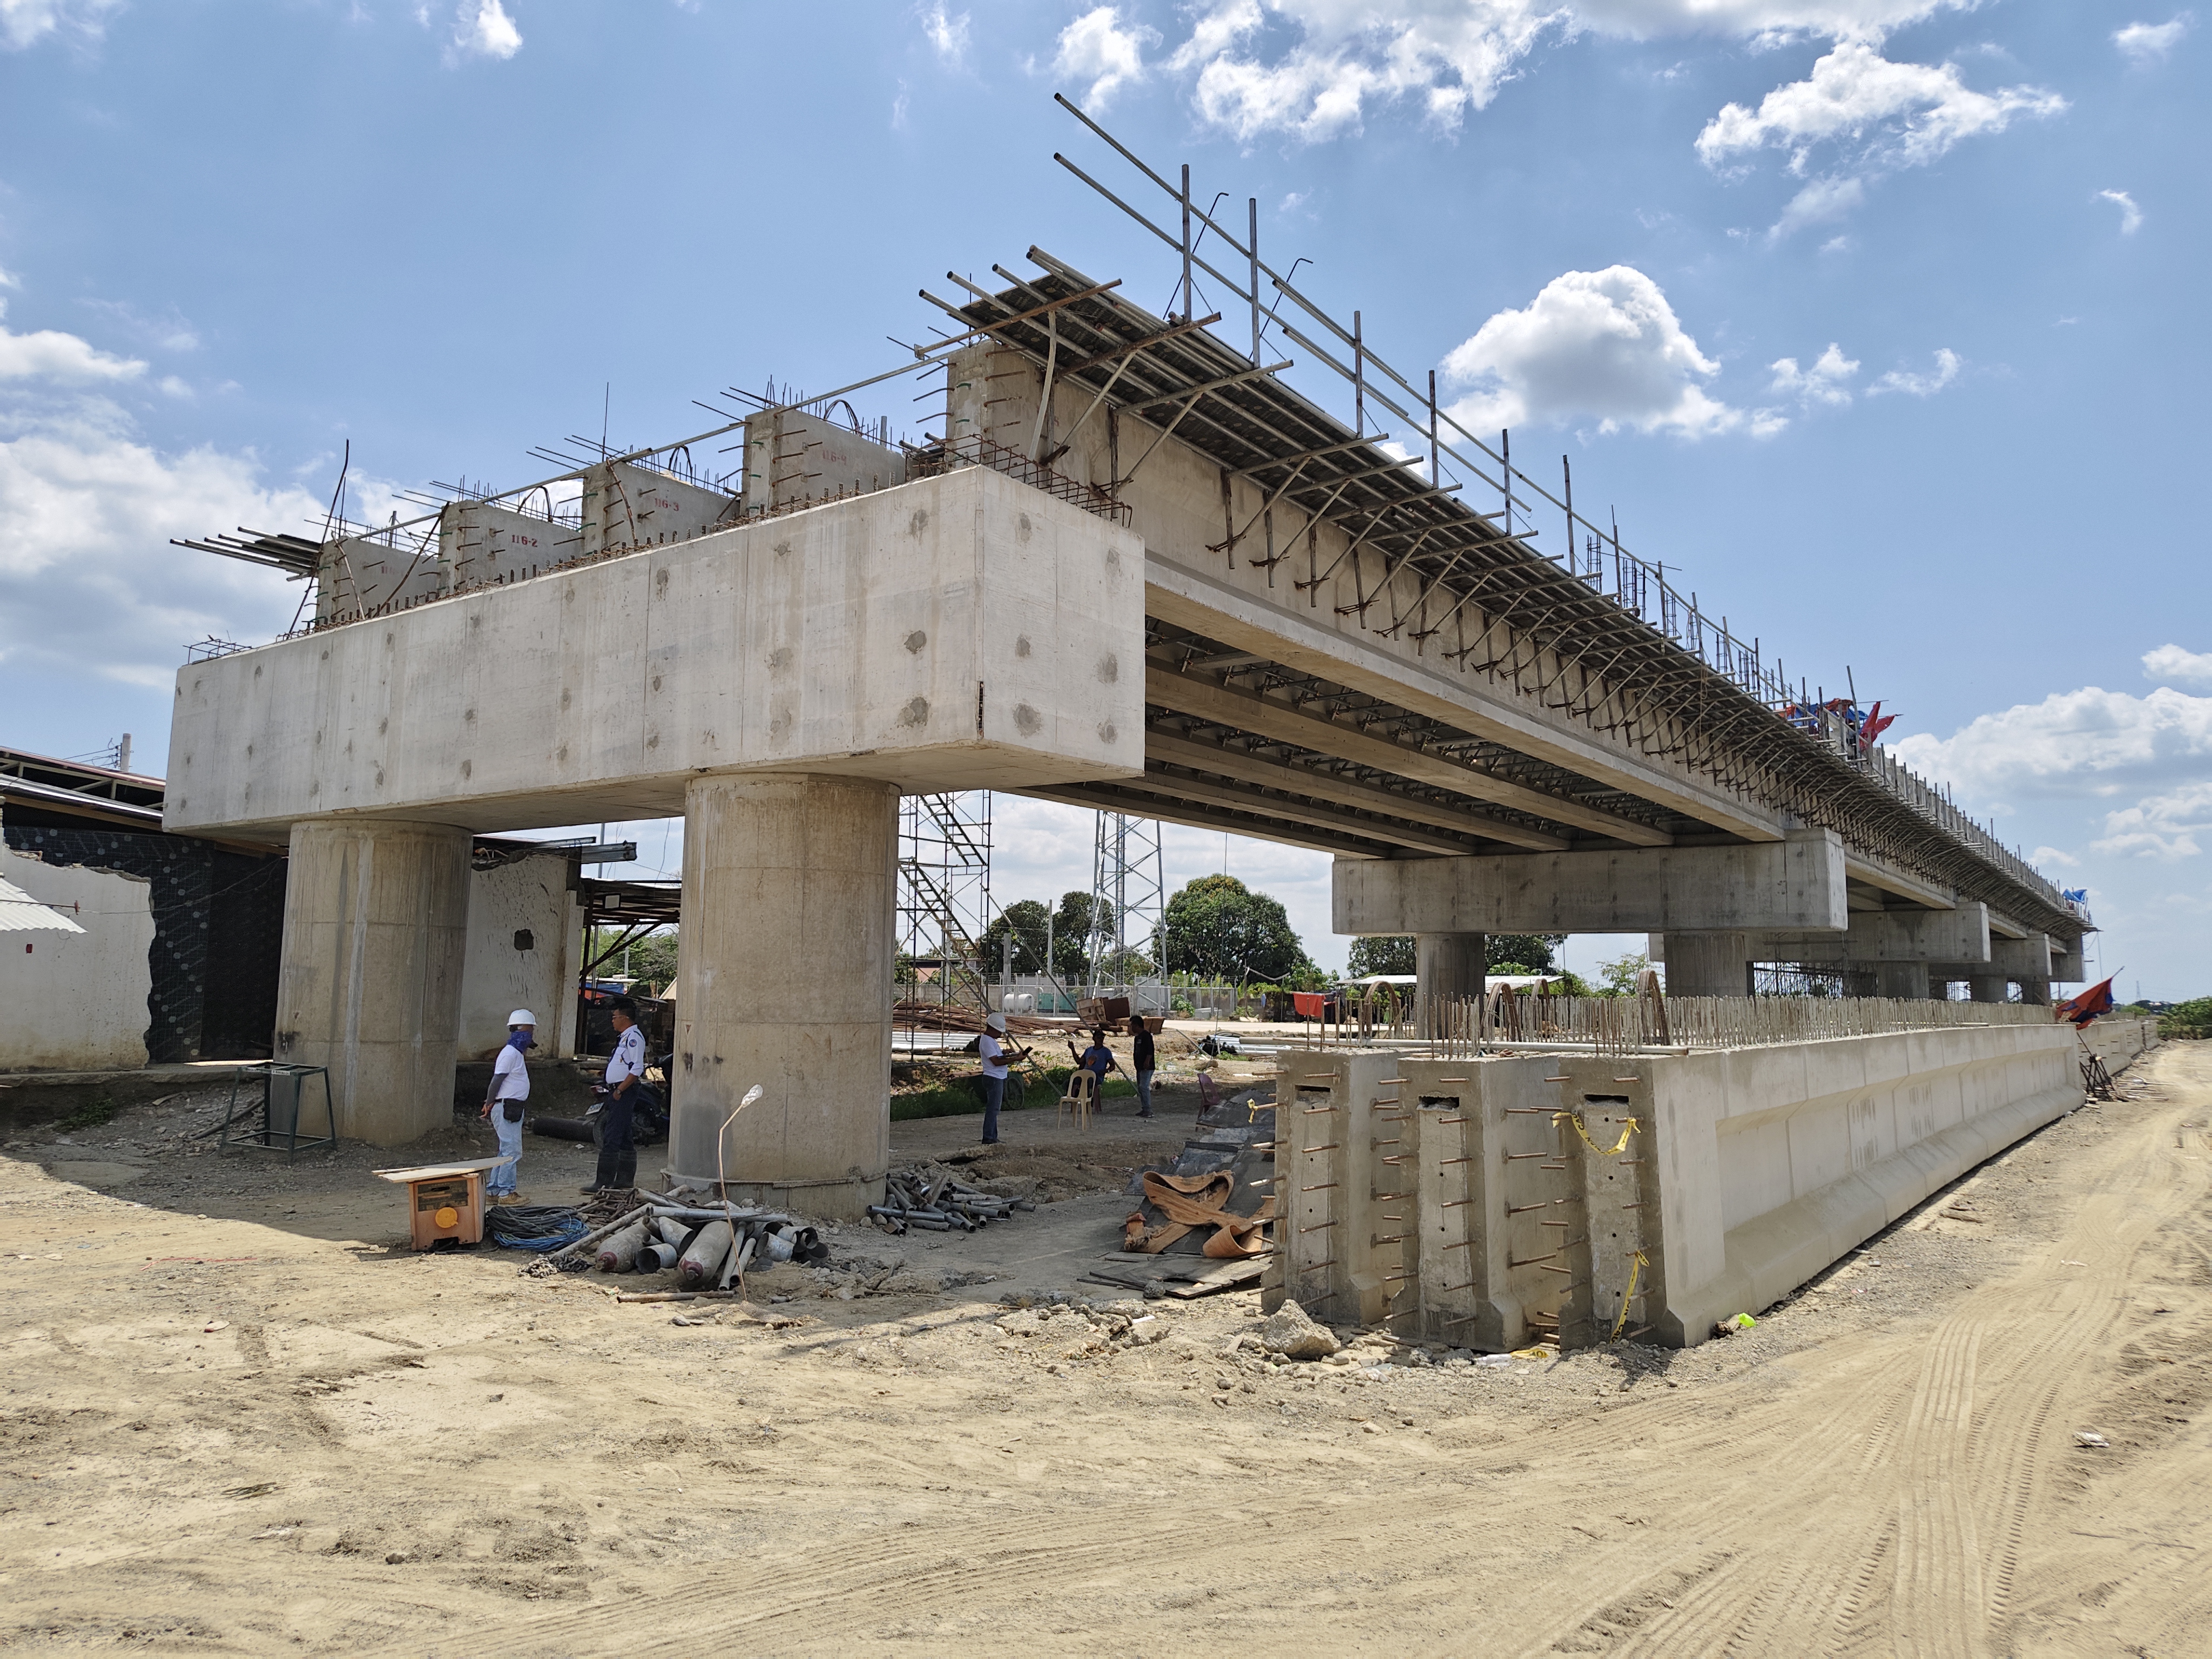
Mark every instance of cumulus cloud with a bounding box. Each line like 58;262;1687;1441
1696;38;2065;174
1768;341;1858;407
451;0;521;62
1892;685;2212;808
1769;173;1865;238
1863;346;1959;396
2098;188;2144;234
0;386;320;692
1441;266;1742;439
2095;781;2212;860
0;302;145;382
0;0;120;51
919;1;970;66
1167;0;1557;140
2113;15;2193;64
2144;644;2212;687
1053;6;1158;109
1152;3;2009;147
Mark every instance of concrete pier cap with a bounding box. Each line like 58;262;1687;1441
1336;828;1848;942
170;466;1148;1171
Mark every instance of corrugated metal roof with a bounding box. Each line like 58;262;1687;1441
0;874;85;935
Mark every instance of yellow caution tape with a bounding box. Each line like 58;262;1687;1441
1554;1110;1640;1156
1609;1249;1651;1343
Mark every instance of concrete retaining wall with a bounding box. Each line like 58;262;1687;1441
2082;1016;2160;1077
458;860;583;1061
1;845;154;1071
1267;1018;2083;1349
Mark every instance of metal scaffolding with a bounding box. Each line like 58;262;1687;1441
898;792;994;1013
1087;810;1164;994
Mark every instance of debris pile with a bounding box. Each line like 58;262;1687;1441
529;1196;826;1284
870;1163;1037;1233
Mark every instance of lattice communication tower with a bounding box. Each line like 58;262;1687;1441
1087;810;1164;994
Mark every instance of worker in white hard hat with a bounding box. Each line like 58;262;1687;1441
977;1011;1029;1147
481;1010;536;1202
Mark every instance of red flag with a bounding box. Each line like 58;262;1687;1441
1859;702;1896;750
2053;977;2116;1027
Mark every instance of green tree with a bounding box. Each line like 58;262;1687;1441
589;926;679;994
1347;935;1415;976
1487;933;1565;973
1159;874;1312;983
1051;889;1111;980
979;899;1051;975
1596;950;1649;998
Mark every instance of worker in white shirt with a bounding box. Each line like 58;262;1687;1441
481;1010;534;1201
590;997;649;1195
978;1012;1030;1145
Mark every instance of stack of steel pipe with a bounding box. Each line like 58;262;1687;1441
868;1167;1035;1234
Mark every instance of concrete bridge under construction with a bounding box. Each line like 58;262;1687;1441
170;180;2088;1236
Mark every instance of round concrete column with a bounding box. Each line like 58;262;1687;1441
1415;932;1485;1037
1663;931;1755;999
671;773;898;1219
1968;975;2011;1004
1873;962;1931;1000
273;819;473;1146
2018;978;2052;1007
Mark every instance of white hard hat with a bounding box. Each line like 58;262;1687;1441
984;1012;1008;1032
508;1009;538;1027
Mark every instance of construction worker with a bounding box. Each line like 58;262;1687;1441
978;1012;1029;1145
481;1010;534;1201
589;997;648;1194
1128;1013;1155;1118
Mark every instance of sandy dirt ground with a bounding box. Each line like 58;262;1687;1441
2;1046;2206;1656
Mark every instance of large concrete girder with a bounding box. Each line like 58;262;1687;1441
1334;828;1848;936
1144;728;1571;852
1144;664;1671;847
167;468;1146;843
1758;903;1991;965
1027;779;1397;859
1133;764;1489;855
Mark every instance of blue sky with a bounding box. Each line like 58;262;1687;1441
1;1;2203;993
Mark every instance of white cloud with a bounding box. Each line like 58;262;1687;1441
0;413;321;690
1769;173;1864;238
919;1;969;67
1441;265;1742;439
1169;1;1557;140
2095;781;2212;860
0;296;321;690
2143;644;2212;687
2113;15;2193;65
1696;38;2065;173
0;302;145;382
2030;844;2079;868
1053;6;1158;109
1768;341;1858;407
451;0;521;62
0;0;119;51
2098;188;2144;234
1892;684;2212;807
1867;346;1958;396
1154;3;1992;143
